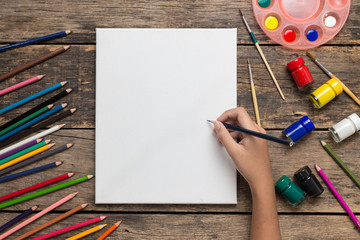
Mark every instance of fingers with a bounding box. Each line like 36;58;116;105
217;107;258;131
214;121;243;156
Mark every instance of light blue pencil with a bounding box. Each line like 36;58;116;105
0;81;68;114
0;103;67;142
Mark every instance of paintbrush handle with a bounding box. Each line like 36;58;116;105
255;43;285;100
250;82;261;126
331;75;360;106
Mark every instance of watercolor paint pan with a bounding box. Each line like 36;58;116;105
252;0;351;49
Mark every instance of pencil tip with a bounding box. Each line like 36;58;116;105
314;163;321;171
67;143;73;148
100;216;108;220
32;205;39;210
66;30;73;35
61;81;69;86
71;192;79;197
100;224;107;229
66;88;73;93
88;174;95;179
115;220;122;226
56;161;64;166
48;143;56;148
61;103;68;108
64;45;71;50
59;123;66;128
70;108;77;113
38;74;46;79
320;140;326;146
45;139;52;144
81;203;89;208
68;172;75;177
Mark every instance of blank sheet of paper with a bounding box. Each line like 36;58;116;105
95;29;237;204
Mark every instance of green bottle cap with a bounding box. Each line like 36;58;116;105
275;175;291;193
258;0;271;8
275;175;306;206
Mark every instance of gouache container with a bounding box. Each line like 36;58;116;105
287;57;314;90
275;175;306;206
329;113;360;143
294;166;324;197
283;116;315;143
252;0;351;49
309;78;343;109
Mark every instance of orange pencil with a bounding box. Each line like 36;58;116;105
96;220;122;240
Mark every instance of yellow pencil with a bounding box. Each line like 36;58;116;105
0;143;55;170
66;224;107;240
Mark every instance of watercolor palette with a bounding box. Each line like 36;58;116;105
252;0;351;49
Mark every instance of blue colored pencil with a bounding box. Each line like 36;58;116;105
0;161;63;183
0;31;72;53
0;205;38;232
0;81;68;115
0;103;67;142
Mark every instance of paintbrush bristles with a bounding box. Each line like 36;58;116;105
306;52;316;61
238;9;243;17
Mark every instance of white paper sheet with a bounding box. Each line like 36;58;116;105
95;29;237;204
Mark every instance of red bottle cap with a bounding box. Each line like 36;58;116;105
287;57;305;71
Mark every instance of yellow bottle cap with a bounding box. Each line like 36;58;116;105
265;16;278;30
327;78;343;96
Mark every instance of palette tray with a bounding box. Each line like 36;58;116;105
252;0;351;49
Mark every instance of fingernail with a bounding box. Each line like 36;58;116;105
214;121;221;132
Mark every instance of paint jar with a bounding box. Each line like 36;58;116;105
294;166;324;197
329;113;360;143
275;175;306;206
283;116;315;143
287;57;314;90
309;78;343;109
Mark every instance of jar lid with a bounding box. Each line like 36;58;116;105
327;78;343;96
348;113;360;131
294;166;311;181
275;175;291;193
287;57;305;71
299;116;315;132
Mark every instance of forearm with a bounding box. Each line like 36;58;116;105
250;178;281;240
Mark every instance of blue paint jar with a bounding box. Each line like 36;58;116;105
283;116;315;143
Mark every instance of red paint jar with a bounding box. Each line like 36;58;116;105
287;57;314;90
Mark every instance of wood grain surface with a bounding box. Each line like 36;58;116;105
0;0;359;239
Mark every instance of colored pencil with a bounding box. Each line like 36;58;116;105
0;205;38;232
0;46;70;83
0;75;45;96
0;124;65;155
0;143;71;176
0;139;50;165
208;120;292;146
0;31;72;53
0;88;72;132
32;216;107;240
315;164;360;229
0;172;74;202
0;138;42;161
66;224;107;240
238;9;285;100
248;59;261;126
307;52;360;106
0;103;67;142
0;81;68;115
0;192;78;239
0;175;93;209
321;140;360;188
0;108;76;148
15;203;89;240
0;105;53;136
97;220;122;240
0;161;63;183
0;143;55;171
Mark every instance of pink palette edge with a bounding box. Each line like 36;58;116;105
252;0;351;49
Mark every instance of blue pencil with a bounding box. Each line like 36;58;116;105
0;161;63;183
0;31;72;53
0;81;68;115
0;103;67;142
0;205;38;232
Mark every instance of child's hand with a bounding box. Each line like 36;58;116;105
213;107;273;189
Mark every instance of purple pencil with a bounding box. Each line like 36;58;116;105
0;138;43;161
315;164;360;229
0;205;38;232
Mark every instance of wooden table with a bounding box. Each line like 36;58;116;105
1;1;360;239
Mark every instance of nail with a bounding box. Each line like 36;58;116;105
214;121;221;131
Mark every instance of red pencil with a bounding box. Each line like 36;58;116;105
0;172;75;202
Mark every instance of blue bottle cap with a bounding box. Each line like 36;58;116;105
299;116;315;132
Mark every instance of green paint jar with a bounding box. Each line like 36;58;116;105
275;175;306;206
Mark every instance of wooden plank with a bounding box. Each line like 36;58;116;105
0;45;359;128
1;212;360;239
1;129;360;213
0;0;358;45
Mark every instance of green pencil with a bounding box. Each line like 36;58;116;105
0;139;51;165
320;140;360;188
0;104;53;136
0;175;94;209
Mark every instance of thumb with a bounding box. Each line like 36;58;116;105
214;121;239;154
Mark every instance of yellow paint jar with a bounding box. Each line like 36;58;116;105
309;78;343;109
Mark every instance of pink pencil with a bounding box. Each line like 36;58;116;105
0;192;78;239
0;75;45;96
31;216;107;240
315;164;360;229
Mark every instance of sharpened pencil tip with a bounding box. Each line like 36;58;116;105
45;139;52;144
32;205;39;210
100;216;108;220
70;108;77;113
61;103;68;108
66;30;73;35
48;143;56;148
66;88;72;93
81;203;89;208
59;123;66;128
56;161;64;166
314;163;321;171
64;45;71;50
68;172;75;177
71;192;79;197
67;143;73;148
88;174;95;179
306;52;316;61
320;140;326;146
115;220;122;226
38;74;46;79
100;224;107;229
